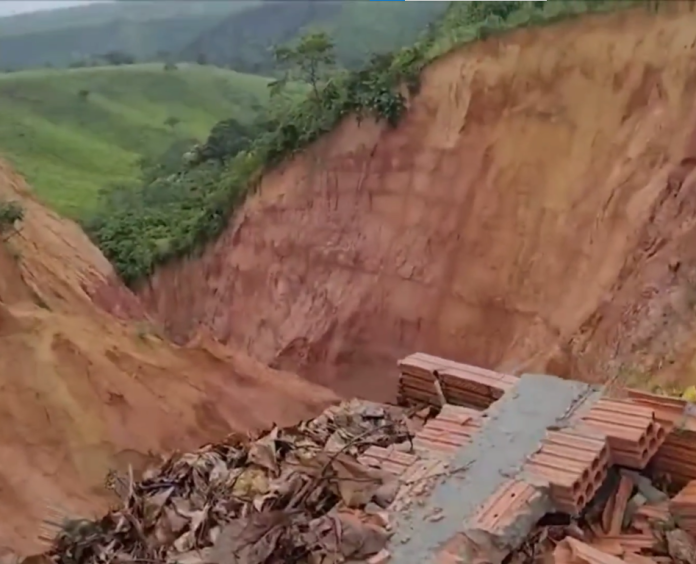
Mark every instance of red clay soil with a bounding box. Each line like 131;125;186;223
139;5;696;401
0;163;337;554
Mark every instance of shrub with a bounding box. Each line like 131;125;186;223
102;51;136;66
0;200;24;238
164;116;180;130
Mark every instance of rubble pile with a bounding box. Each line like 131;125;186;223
45;400;417;564
28;354;696;564
393;354;696;564
510;469;696;564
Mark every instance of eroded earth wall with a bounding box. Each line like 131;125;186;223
0;163;337;553
141;5;696;400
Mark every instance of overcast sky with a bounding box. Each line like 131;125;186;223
0;1;107;17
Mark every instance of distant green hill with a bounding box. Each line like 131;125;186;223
0;1;248;36
0;1;445;72
0;64;271;216
0;1;253;69
179;1;448;72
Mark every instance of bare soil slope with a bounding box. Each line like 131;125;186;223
0;163;337;554
142;5;696;400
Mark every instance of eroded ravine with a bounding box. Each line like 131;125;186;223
0;163;337;553
139;5;696;400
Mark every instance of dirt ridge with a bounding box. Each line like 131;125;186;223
139;5;696;399
0;162;336;554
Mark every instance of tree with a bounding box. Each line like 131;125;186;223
137;138;196;184
467;1;520;21
192;117;261;165
164;116;180;130
271;30;335;100
102;51;136;66
196;53;208;66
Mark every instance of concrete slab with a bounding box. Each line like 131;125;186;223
387;373;597;564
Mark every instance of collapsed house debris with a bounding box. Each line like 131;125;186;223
19;353;696;563
37;399;414;564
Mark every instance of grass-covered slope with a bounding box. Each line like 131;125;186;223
0;63;271;216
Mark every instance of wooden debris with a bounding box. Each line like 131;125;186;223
25;353;696;564
669;479;696;536
623;554;659;564
40;400;415;564
554;537;624;564
608;475;634;535
510;467;690;564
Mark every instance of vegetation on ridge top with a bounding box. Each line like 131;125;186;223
83;0;657;287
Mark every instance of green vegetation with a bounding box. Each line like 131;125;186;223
0;64;273;216
85;0;649;287
271;31;336;98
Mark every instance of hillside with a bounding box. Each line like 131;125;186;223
0;1;250;69
0;1;248;36
137;3;696;402
0;64;271;217
0;161;336;552
0;0;444;72
179;0;448;72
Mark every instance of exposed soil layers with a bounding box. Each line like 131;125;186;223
140;5;696;399
0;164;336;553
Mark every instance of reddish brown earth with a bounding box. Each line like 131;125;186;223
10;3;696;555
0;163;337;554
140;5;696;401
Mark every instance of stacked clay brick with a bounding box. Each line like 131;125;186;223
578;397;666;469
470;479;545;536
523;426;610;514
395;352;684;518
397;353;518;409
411;404;482;456
360;404;482;466
627;389;696;485
378;352;696;564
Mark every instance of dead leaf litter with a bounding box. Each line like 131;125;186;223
46;400;415;564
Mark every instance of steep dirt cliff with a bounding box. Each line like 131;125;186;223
0;163;337;554
141;5;696;400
